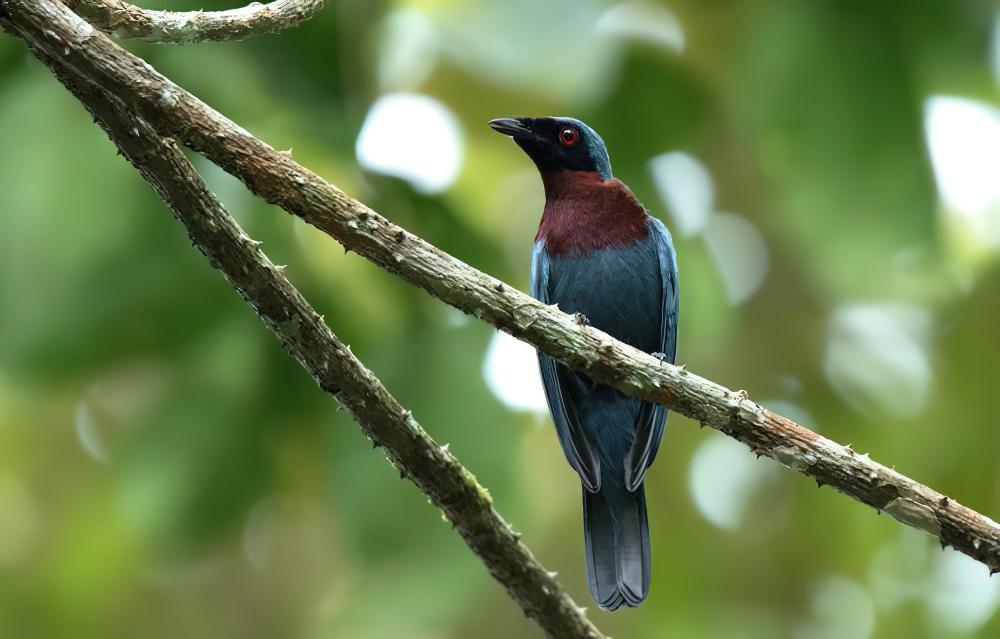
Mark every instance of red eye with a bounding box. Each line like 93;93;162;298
559;128;579;146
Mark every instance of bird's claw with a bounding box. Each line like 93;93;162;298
574;312;591;327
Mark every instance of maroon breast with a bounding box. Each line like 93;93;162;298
536;171;649;256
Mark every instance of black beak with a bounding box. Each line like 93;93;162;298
489;117;533;138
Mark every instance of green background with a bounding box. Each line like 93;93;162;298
2;0;1000;637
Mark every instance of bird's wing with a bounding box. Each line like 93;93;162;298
624;216;679;491
531;241;601;492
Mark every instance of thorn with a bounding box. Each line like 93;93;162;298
495;282;504;292
815;479;824;489
372;440;380;449
512;531;522;541
335;404;344;412
279;147;293;157
399;469;406;479
651;351;666;363
678;363;688;375
274;264;287;272
440;443;450;453
547;570;559;579
974;538;982;550
401;409;412;419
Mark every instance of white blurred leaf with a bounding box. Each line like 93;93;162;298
482;331;548;414
703;213;769;304
823;304;932;418
649;151;713;238
596;2;685;53
356;93;464;194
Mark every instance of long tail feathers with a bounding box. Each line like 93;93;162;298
582;484;651;610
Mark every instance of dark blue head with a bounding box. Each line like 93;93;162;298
489;116;612;180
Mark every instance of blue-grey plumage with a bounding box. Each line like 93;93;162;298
532;220;677;609
491;116;679;611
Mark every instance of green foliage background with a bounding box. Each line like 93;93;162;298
1;1;999;637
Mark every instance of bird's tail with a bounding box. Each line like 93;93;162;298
582;483;651;610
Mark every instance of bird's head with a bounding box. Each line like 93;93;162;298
489;116;612;180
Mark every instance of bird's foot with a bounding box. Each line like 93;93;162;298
574;312;591;327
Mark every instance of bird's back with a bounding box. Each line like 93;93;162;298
491;116;677;610
547;240;662;354
545;239;660;459
533;173;667;468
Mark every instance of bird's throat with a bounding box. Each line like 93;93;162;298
540;170;608;201
536;171;649;255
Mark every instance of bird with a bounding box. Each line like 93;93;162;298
490;116;678;611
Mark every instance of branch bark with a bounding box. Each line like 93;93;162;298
62;0;324;43
4;0;1000;604
0;27;604;638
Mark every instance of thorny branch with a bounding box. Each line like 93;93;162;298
0;26;604;638
2;0;1000;634
62;0;324;43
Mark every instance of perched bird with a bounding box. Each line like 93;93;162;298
490;116;678;610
